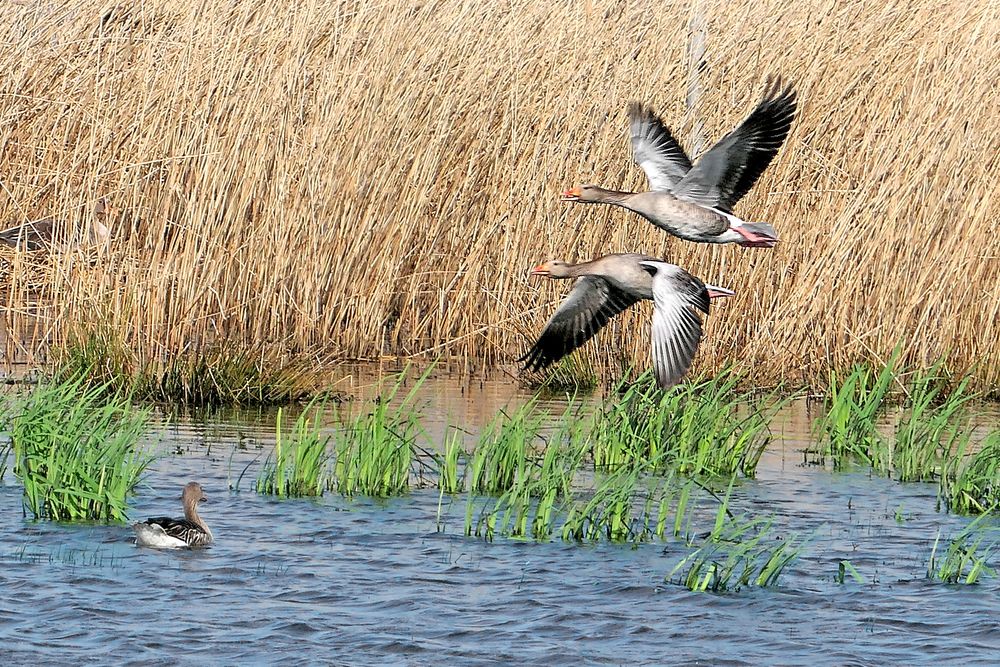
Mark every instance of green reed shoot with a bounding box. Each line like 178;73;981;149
255;404;330;497
940;430;1000;514
669;482;806;592
438;429;465;495
835;560;864;584
891;370;976;481
927;514;996;584
592;369;779;478
7;375;151;522
331;374;425;497
815;350;900;468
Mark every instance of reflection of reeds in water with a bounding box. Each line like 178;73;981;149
3;375;151;522
0;1;998;398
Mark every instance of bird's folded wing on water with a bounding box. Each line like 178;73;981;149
519;276;642;372
142;516;205;542
672;78;797;212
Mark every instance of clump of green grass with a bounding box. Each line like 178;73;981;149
6;375;151;522
669;484;807;592
939;430;1000;514
592;370;779;478
559;469;706;544
814;351;900;468
927;515;996;584
890;369;976;481
330;376;424;497
469;401;543;495
255;404;330;497
466;404;589;540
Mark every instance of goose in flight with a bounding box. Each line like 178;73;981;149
562;78;796;247
520;253;733;388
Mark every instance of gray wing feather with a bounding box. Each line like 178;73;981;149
672;78;797;212
520;276;642;371
648;270;710;388
628;102;693;192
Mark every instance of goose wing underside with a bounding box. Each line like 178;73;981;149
648;270;710;389
519;276;641;372
628;102;693;193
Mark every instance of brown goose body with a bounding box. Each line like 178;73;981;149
520;254;733;387
132;482;213;549
0;198;111;251
563;78;796;247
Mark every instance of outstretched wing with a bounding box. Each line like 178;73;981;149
673;78;797;212
628;102;693;192
643;263;710;389
519;276;642;372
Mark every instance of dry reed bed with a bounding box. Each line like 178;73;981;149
0;0;997;390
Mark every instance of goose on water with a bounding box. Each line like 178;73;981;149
519;253;733;388
561;78;796;247
133;482;213;549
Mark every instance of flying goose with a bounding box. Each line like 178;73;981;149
519;253;733;388
562;78;796;247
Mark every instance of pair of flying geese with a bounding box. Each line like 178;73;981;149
520;78;797;387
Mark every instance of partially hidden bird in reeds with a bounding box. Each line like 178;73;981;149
561;78;796;247
0;197;111;251
519;253;733;388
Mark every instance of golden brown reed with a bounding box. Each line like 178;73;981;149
0;0;998;392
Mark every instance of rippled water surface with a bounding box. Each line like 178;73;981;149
1;378;998;665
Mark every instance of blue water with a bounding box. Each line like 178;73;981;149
0;380;997;665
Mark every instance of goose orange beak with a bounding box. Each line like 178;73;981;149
528;264;548;277
560;187;581;202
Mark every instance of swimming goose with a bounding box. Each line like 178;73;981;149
133;482;213;548
562;78;796;247
519;253;733;388
0;197;111;251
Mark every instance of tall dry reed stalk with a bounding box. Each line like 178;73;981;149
0;1;997;392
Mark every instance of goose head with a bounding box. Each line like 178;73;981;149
528;260;573;279
181;481;208;506
560;184;605;203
